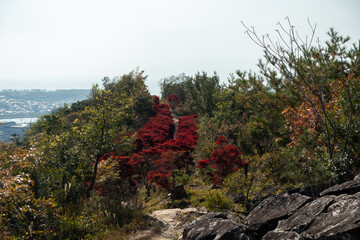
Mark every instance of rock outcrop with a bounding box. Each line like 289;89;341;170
262;231;302;240
182;212;250;240
245;193;311;236
276;195;335;232
301;192;360;239
182;174;360;240
319;175;360;197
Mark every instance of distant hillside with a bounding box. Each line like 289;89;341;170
0;89;90;118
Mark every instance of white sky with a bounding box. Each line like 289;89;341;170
0;0;359;95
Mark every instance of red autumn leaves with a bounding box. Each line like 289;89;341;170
136;103;175;149
99;94;245;191
167;94;180;109
197;136;246;185
104;96;199;191
147;114;198;190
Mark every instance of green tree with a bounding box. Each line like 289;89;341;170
243;18;360;181
160;73;189;103
102;69;154;129
185;72;221;116
81;85;134;196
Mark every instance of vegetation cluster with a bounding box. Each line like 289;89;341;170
1;22;360;239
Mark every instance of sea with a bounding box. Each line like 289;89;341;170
0;117;38;142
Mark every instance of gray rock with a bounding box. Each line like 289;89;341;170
182;212;249;240
354;174;360;181
262;231;303;240
277;195;335;232
302;192;360;239
320;176;360;197
245;193;311;236
180;177;360;240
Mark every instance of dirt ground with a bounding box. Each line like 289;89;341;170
130;208;205;240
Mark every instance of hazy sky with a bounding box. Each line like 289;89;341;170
1;0;359;95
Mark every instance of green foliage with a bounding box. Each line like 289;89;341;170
160;73;189;103
186;72;221;117
0;147;61;239
102;69;154;129
202;190;233;212
1;25;360;239
6;70;153;238
57;215;99;240
245;21;360;181
28;129;91;203
194;116;241;162
174;169;190;186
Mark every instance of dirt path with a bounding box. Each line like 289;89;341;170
171;113;179;137
131;208;205;240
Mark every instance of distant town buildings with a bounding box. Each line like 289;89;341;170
0;89;89;142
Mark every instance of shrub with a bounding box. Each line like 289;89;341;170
203;190;233;212
197;136;246;185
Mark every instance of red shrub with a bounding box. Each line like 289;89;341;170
147;151;181;190
103;106;199;192
167;94;180;109
197;159;210;168
136;103;175;149
198;136;244;185
144;114;198;190
152;95;160;105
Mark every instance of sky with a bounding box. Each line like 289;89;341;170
0;0;359;95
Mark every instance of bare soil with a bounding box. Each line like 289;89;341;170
130;208;205;240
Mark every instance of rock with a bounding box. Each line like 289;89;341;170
354;174;360;181
245;193;311;236
276;195;335;232
179;176;360;240
182;212;249;240
287;184;329;198
302;192;360;239
262;231;303;240
172;184;187;200
320;175;360;197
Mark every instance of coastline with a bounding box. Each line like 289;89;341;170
0;117;38;142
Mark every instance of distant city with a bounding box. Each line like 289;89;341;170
0;89;89;142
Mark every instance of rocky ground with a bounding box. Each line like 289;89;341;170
130;208;205;240
131;174;360;240
182;174;360;240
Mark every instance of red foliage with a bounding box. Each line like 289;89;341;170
282;95;319;144
101;104;199;192
112;156;136;178
198;136;244;185
167;94;180;108
136;103;175;149
216;135;228;145
152;95;160;105
143;114;199;189
147;151;180;190
167;94;180;103
99;154;137;179
197;159;210;168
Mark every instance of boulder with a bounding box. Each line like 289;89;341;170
301;192;360;239
182;212;249;240
320;175;360;197
245;193;311;236
262;231;303;240
171;184;187;200
276;195;335;232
